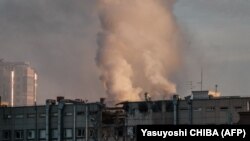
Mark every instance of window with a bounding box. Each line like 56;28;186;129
51;129;58;139
64;129;72;138
89;128;95;138
76;128;85;137
89;111;98;115
2;130;11;140
52;113;58;117
4;114;12;119
65;112;73;116
206;106;215;112
115;127;123;137
27;130;35;139
15;130;24;139
220;107;228;111
16;114;24;119
27;113;36;118
138;103;148;113
193;107;202;112
179;107;188;111
235;106;242;110
152;102;162;113
165;102;173;112
77;111;85;116
39;129;46;139
123;104;129;112
39;113;46;118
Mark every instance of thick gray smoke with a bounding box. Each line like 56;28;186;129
96;0;181;102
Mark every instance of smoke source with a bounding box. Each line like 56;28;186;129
96;0;181;102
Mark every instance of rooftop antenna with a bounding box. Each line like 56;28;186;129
187;81;195;94
200;67;203;92
197;67;203;92
215;84;218;93
144;92;149;101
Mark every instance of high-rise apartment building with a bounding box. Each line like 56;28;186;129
0;59;37;106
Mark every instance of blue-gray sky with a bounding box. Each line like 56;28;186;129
0;0;249;104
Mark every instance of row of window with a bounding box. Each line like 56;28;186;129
128;105;243;114
179;106;242;112
1;128;95;140
3;111;95;119
2;105;243;119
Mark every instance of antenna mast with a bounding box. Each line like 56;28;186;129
200;67;203;92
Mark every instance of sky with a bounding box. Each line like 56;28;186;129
0;0;249;104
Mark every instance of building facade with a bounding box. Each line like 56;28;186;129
1;92;250;141
0;99;103;141
0;59;37;106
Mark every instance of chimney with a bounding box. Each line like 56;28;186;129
100;98;105;104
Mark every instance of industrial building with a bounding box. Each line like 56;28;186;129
123;91;250;125
0;91;250;141
0;97;103;141
0;59;37;106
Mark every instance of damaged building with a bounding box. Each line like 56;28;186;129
0;91;250;141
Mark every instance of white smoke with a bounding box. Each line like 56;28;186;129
96;0;181;102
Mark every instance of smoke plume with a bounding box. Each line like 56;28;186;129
96;0;181;102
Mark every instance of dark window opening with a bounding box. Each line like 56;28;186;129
77;111;85;115
2;130;11;140
89;128;95;138
76;128;85;137
179;107;188;111
220;107;228;110
15;130;24;139
89;111;98;115
165;102;173;112
115;127;123;137
123;104;129;112
235;106;242;110
138;103;148;113
152;102;162;113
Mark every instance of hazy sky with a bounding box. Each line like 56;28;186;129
0;0;249;104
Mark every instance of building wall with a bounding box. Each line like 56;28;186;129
0;102;103;141
125;97;250;126
1;97;250;141
120;97;250;140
